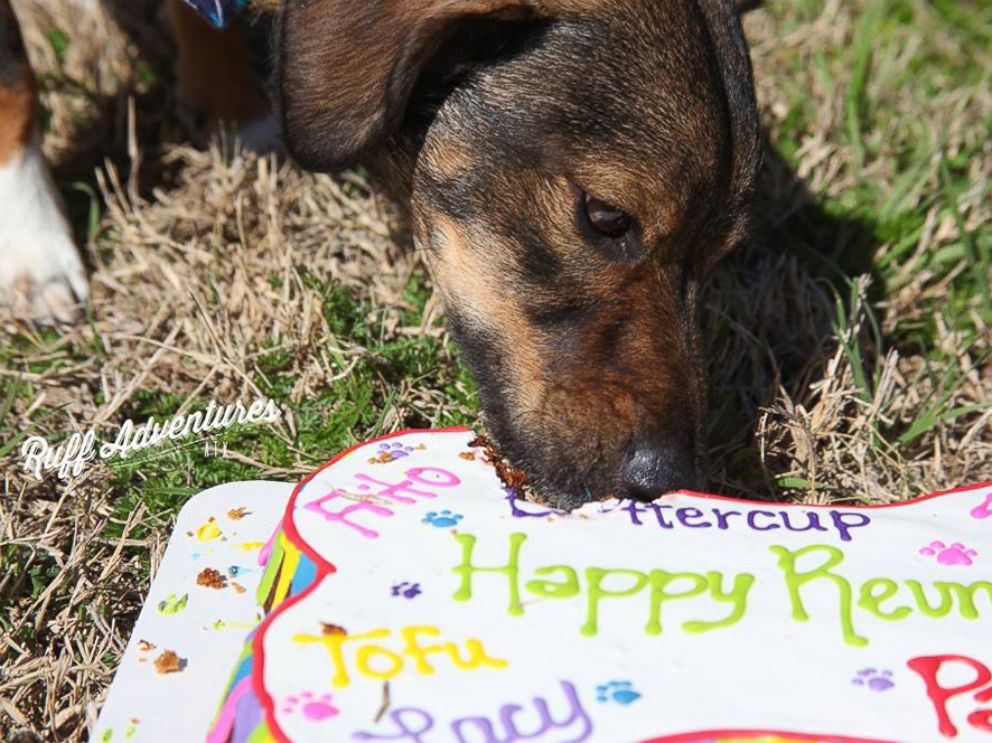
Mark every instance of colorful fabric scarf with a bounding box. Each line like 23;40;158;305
181;0;250;29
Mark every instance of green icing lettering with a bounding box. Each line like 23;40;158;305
452;532;526;616
684;572;756;633
940;581;992;619
644;571;708;635
525;565;580;599
771;544;867;648
858;578;911;621
582;568;648;637
906;579;954;617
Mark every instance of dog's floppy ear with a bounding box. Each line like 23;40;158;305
278;0;554;172
733;0;762;12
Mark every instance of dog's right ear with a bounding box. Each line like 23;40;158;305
278;0;556;172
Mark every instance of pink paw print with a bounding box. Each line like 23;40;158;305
282;691;339;721
919;541;978;566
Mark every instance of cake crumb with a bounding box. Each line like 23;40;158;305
458;452;476;461
231;581;247;594
197;568;228;589
137;639;156;652
321;622;347;636
468;434;530;491
227;507;250;520
153;650;185;674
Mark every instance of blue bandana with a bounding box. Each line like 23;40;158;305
181;0;250;29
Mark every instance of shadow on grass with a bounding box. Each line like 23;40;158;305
43;0;275;256
704;142;883;500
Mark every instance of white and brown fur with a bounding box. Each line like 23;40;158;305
0;0;270;322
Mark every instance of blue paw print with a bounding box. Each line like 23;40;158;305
423;510;464;528
596;681;641;705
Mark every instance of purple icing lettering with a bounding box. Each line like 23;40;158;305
830;510;871;541
780;510;828;534
676;507;712;528
450;681;592;743
352;708;435;742
624;500;647;526
713;509;742;530
505;488;555;518
747;510;780;531
647;503;674;529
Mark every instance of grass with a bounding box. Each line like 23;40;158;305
0;0;989;739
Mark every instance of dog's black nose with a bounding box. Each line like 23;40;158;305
621;440;697;501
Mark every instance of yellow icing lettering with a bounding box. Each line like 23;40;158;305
293;625;507;688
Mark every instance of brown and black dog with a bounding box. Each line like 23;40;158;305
1;0;762;509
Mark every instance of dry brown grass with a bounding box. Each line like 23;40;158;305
0;0;989;740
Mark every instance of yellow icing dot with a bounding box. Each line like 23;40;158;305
196;519;222;542
234;541;265;552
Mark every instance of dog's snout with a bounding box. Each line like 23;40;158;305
621;439;697;501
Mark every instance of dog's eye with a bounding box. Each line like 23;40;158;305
583;193;632;238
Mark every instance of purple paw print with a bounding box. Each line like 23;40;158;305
282;691;339;721
919;541;978;566
377;442;415;462
852;668;894;692
390;581;422;599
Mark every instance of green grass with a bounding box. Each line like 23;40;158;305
756;0;990;420
0;274;476;637
94;275;478;538
5;0;989;535
1;1;989;735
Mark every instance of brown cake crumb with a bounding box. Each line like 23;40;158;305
231;581;247;594
197;568;228;589
321;622;347;636
468;434;530;490
137;639;156;653
227;507;249;520
458;452;476;461
153;650;185;674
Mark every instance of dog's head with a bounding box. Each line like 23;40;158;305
278;0;762;509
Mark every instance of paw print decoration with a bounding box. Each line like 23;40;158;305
282;691;339;721
423;510;464;528
368;442;419;464
852;668;894;692
919;540;978;566
596;680;641;706
391;581;422;599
